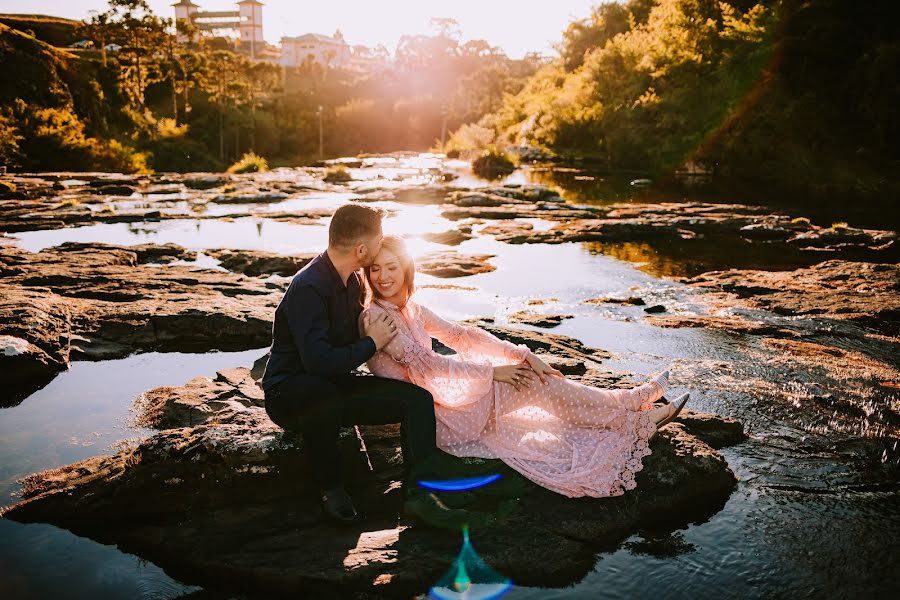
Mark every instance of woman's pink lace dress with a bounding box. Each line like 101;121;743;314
361;299;661;498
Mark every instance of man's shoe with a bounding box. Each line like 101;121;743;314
403;490;493;530
320;486;358;525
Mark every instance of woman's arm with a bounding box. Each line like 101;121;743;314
362;306;494;381
420;305;531;363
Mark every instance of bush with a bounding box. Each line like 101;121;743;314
227;151;268;174
5;100;148;172
323;165;352;183
444;122;496;153
149;136;220;172
471;147;516;179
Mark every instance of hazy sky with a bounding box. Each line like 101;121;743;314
0;0;602;58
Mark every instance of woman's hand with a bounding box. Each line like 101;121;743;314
493;364;535;391
524;353;564;385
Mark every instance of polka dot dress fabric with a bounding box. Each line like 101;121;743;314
361;300;661;498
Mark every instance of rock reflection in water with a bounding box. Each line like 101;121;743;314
429;527;512;600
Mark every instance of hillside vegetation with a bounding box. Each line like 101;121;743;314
452;0;900;196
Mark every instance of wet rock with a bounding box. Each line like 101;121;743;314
422;229;473;246
507;311;574;329
448;191;511;208
0;243;279;388
643;305;667;314
417;251;496;278
483;184;564;203
211;192;290;204
470;322;612;366
475;202;897;255
478;222;535;243
787;225;896;251
442;204;600;222
206;248;315;277
182;175;230;190
739;222;796;241
134;367;266;429
645;315;797;337
532;353;587;375
0;335;66;407
585;296;646;306
682;260;900;336
0;285;73;405
673;410;746;449
384;186;454;205
50;242;197;264
86;177;143;189
4;334;742;598
97;184;136;197
0;180;16;195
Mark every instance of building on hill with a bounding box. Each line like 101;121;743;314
173;0;263;58
279;30;351;68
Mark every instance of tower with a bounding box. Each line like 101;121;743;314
172;0;199;43
237;0;264;59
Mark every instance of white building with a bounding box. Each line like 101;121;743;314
280;30;351;68
173;0;264;58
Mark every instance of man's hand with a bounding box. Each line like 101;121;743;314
363;312;398;350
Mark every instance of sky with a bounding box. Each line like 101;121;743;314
0;0;603;58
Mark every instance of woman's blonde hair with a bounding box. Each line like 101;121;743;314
363;235;416;306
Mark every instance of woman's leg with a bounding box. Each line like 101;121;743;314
496;375;658;429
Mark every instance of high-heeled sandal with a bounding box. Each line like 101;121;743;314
657;392;689;428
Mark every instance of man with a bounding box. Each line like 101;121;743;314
261;203;460;526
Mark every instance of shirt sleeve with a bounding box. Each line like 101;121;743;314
286;284;376;376
419;305;530;362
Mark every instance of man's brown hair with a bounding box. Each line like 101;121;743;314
328;203;385;250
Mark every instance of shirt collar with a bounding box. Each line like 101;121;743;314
321;250;358;290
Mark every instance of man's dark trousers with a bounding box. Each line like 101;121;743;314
265;373;437;489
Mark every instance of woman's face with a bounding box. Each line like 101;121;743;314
369;248;406;300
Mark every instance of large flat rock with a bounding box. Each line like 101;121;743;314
3;327;744;597
0;243;281;403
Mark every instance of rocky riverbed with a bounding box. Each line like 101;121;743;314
1;155;898;599
3;326;744;598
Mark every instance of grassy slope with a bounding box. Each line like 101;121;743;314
0;14;79;47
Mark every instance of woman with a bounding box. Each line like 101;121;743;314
360;236;689;498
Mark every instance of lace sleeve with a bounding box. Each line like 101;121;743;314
363;306;494;381
420;305;530;362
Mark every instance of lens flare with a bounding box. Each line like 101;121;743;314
428;527;513;600
418;474;502;492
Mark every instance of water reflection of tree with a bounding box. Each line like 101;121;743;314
584;241;690;278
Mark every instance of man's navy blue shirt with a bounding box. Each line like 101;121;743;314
261;251;376;390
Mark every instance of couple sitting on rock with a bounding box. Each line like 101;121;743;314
260;203;689;526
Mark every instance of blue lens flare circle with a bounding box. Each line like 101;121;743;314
417;474;502;492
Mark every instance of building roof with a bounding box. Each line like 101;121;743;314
172;1;200;7
236;1;265;5
282;33;347;45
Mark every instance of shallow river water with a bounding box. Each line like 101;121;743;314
1;155;897;599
